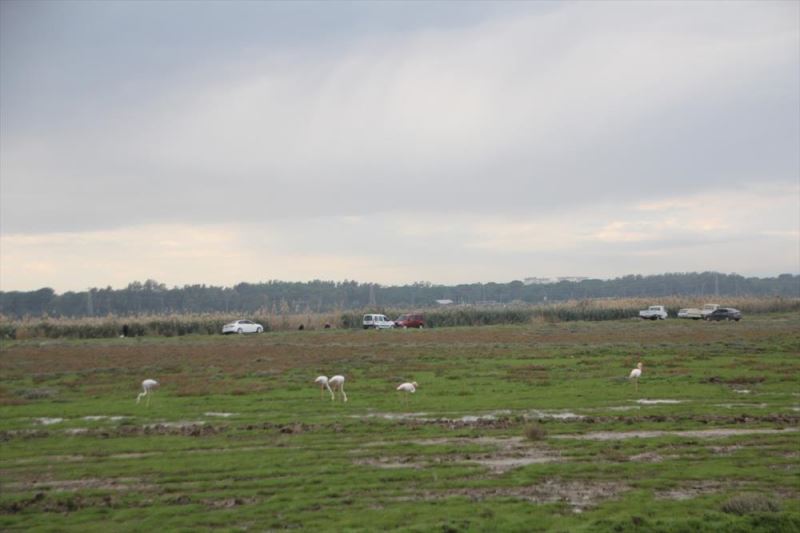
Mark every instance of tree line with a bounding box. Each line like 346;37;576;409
0;272;797;319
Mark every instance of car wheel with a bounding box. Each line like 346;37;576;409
256;327;263;333
419;325;424;329
237;328;243;334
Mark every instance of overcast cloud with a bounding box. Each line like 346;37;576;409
1;0;798;292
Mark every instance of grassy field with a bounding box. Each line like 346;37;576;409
1;314;798;531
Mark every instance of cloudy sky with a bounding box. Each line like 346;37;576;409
1;0;798;292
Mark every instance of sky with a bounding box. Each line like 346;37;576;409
1;0;798;293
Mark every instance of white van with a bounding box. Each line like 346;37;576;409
362;314;395;329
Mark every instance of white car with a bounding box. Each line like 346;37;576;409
678;308;702;319
222;319;264;335
362;314;395;329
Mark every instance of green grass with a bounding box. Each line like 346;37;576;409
1;314;798;531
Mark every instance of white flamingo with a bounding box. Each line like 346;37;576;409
396;381;418;405
629;362;643;392
314;375;333;400
136;379;159;406
328;375;347;402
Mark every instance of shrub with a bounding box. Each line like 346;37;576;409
524;422;547;441
721;494;781;515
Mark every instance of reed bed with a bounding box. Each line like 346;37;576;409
1;297;797;339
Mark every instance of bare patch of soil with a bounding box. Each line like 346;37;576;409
356;436;562;473
628;452;673;463
353;457;425;469
655;481;745;500
202;496;259;508
411;479;628;511
707;445;743;455
33;417;64;425
703;376;766;385
5;477;156;493
554;427;798;441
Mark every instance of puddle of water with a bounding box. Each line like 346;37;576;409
553;427;798;441
82;416;127;421
33;417;64;425
204;412;236;418
354;412;429;421
606;406;641;412
634;399;684;405
526;410;584;420
456;415;498;423
734;389;751;394
354;411;513;423
64;428;88;435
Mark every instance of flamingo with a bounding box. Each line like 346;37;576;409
396;381;418;406
314;375;333;400
136;379;159;406
629;362;643;392
328;375;347;402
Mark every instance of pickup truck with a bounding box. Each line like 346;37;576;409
639;305;668;320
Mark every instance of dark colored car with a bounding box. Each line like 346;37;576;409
394;313;425;328
705;308;742;321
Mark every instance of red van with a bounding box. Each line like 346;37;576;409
394;313;425;329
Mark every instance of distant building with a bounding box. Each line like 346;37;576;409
523;276;588;285
524;277;555;285
435;299;454;305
